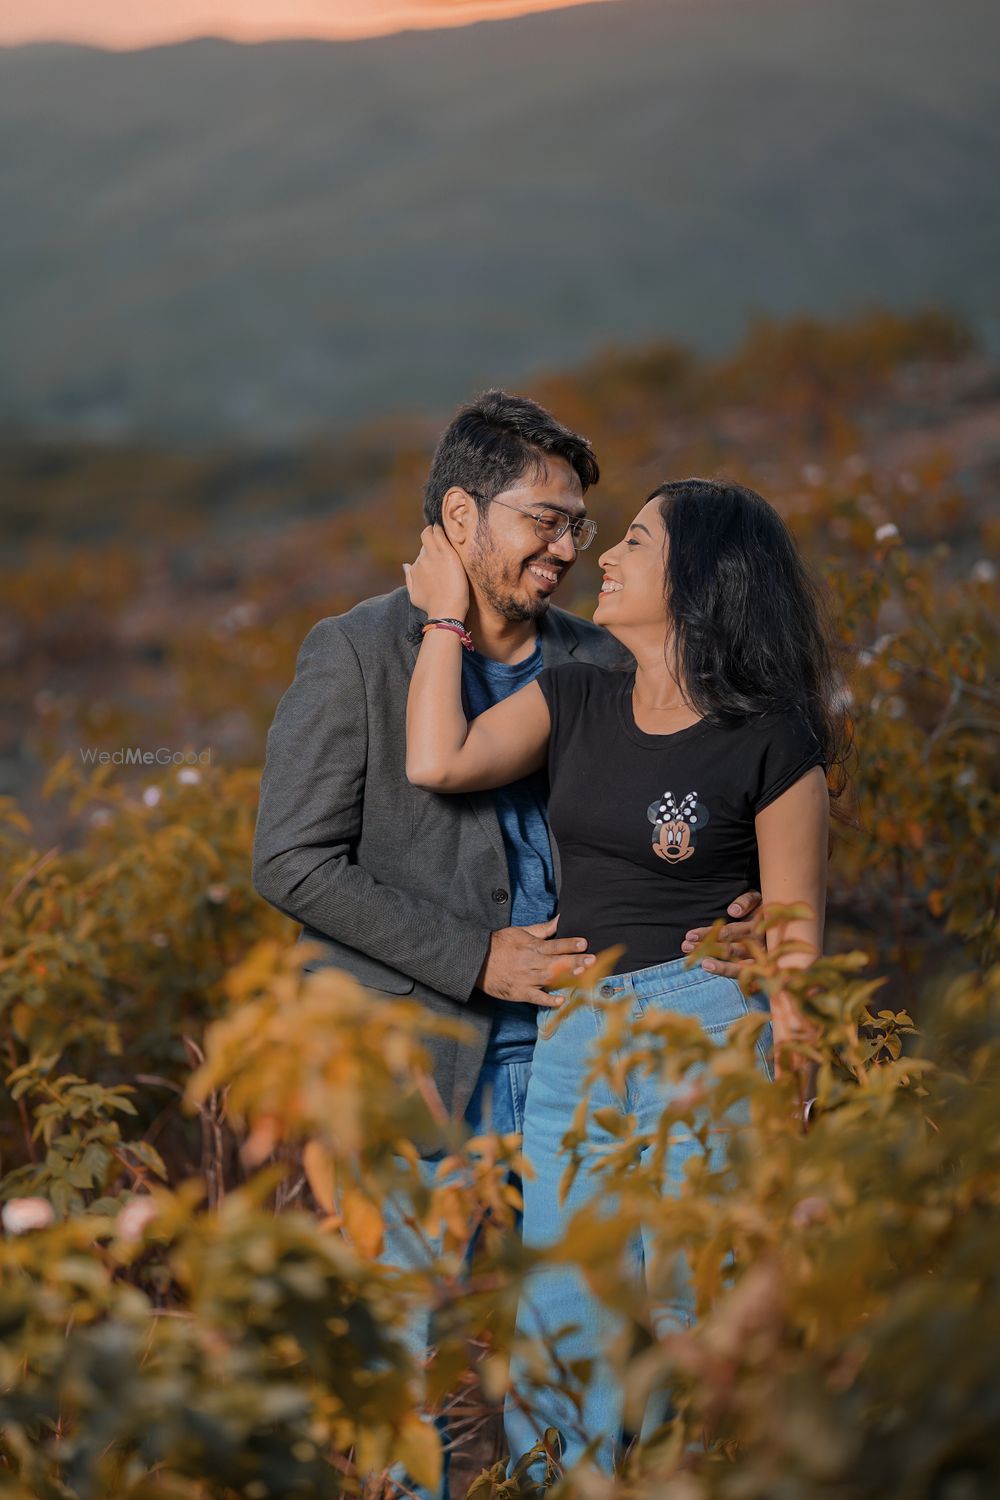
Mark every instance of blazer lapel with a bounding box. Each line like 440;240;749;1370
539;607;582;668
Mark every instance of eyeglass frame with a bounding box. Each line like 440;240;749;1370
468;491;598;552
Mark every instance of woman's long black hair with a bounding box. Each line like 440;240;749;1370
651;478;852;796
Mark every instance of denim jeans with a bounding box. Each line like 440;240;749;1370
380;1053;533;1500
504;957;773;1479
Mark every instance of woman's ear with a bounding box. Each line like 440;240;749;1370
440;487;477;548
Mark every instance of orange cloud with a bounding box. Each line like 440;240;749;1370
1;0;617;50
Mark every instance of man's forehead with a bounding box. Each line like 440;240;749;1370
501;458;588;515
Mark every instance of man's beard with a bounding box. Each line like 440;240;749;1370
469;525;556;623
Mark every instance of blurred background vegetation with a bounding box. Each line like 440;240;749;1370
2;304;997;1494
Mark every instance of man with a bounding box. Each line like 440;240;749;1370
251;390;760;1493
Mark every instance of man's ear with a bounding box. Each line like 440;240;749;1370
440;487;478;547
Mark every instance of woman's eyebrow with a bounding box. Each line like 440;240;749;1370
627;522;653;537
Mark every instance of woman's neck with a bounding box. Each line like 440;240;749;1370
621;632;685;706
627;634;701;731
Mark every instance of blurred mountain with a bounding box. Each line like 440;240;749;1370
1;0;997;442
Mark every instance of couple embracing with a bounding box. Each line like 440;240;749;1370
253;389;845;1491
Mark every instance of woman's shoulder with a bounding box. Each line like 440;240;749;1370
727;705;827;812
705;703;825;765
741;703;823;751
536;659;625;714
539;659;626;692
546;659;623;678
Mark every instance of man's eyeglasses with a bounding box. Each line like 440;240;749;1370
473;494;598;551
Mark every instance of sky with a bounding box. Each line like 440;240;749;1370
0;0;615;49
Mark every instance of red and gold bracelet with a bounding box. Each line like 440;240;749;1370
421;619;474;651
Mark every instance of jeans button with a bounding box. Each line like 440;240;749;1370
492;888;509;905
599;983;614;998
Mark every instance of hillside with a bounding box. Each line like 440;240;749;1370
0;0;998;441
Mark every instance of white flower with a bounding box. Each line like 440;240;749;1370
219;601;260;634
955;768;976;789
89;808;113;829
2;1198;55;1234
117;1198;158;1242
151;933;169;948
142;786;161;807
177;768;201;785
801;464;825;487
206;883;230;904
874;523;900;543
971;559;996;584
792;1195;829;1228
857;633;894;667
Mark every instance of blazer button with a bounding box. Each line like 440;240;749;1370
492;888;510;905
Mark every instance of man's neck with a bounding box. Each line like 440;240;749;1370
466;595;541;665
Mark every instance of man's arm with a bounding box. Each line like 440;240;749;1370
252;618;492;1002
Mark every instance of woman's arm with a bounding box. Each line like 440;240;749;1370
407;642;550;791
754;764;829;1088
404;524;551;792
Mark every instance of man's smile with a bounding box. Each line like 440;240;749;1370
526;559;563;591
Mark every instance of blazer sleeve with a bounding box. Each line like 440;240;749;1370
251;618;492;1002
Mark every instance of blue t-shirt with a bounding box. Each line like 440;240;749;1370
463;638;555;1063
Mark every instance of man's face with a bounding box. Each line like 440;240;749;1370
467;456;587;622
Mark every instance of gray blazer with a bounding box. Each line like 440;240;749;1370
252;586;625;1121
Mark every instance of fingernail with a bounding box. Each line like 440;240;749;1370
681;941;693;953
702;960;716;972
582;956;595;966
577;941;586;950
728;904;743;916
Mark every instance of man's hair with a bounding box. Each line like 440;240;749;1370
422;389;600;525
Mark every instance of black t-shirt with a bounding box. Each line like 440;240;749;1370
536;663;826;974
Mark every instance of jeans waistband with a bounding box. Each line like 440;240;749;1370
590;955;721;1002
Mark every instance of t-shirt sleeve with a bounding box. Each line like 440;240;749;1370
752;710;827;813
535;663;590;763
535;664;565;746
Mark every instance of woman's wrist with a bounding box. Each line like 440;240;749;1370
421;619;474;651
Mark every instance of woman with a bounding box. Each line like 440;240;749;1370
404;478;845;1475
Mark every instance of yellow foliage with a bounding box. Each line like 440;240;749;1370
1;313;998;1494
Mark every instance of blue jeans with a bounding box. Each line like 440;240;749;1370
380;1054;533;1500
504;958;773;1479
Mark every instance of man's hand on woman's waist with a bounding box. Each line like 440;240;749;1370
477;917;596;1008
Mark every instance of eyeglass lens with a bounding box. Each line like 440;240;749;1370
535;511;596;550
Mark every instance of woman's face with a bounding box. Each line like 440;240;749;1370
593;499;669;634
